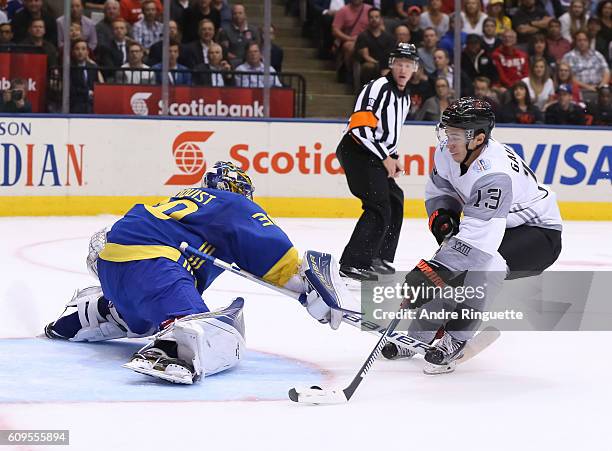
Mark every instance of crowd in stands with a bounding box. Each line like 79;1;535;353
0;0;285;112
303;0;611;124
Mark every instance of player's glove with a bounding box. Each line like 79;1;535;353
428;209;460;244
403;259;464;309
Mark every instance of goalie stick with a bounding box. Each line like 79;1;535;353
179;242;499;363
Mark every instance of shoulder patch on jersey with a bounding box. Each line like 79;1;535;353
473;158;492;172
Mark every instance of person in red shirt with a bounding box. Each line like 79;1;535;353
546;18;572;62
120;0;162;25
491;29;529;93
332;0;371;80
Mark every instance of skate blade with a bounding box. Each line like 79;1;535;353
122;362;194;385
423;360;457;375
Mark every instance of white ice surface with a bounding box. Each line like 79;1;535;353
1;217;611;451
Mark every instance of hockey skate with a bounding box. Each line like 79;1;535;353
381;342;416;360
423;332;466;375
339;265;378;282
371;258;395;275
123;341;197;385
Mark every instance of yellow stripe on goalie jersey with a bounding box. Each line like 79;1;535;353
262;246;300;287
99;243;182;262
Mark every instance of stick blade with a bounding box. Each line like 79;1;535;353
457;326;501;364
287;386;348;405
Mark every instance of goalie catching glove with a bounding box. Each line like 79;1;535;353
291;250;360;330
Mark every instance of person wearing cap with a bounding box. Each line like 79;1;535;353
404;5;424;46
544;83;587;124
335;43;420;281
395;0;426;21
487;0;512;35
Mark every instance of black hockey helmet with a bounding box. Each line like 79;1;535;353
440;97;495;140
388;43;420;65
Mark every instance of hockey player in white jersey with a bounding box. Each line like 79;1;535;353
382;97;562;373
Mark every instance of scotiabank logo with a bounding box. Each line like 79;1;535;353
165;131;213;185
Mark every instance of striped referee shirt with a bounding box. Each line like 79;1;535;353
344;74;410;160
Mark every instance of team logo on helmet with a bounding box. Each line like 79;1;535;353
165;131;213;185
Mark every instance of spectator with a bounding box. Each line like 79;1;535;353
559;0;589;41
544;83;586;124
21;18;57;67
218;3;259;67
70;39;103;113
120;0;161;25
587;16;603;49
0;21;13;44
152;40;191;85
419;0;449;38
0;78;32;113
308;0;346;59
404;6;424;46
0;6;8;23
500;80;543;123
170;0;189;26
438;13;467;59
473;75;503;119
193;42;231;86
492;29;530;90
461;0;487;35
487;0;512;35
148;20;181;66
585;84;611;125
429;48;453;90
182;0;220;43
546;18;572;62
562;31;610;99
418;27;438;74
512;0;553;46
415;76;452;120
11;0;57;45
182;18;215;68
58;22;96;61
596;0;612;56
131;0;162;51
406;64;434;118
522;56;555;109
116;41;155;84
4;0;24;21
395;0;426;20
260;24;284;73
212;0;231;28
331;0;371;79
235;42;282;88
553;61;583;103
481;17;501;53
57;0;97;51
355;8;395;84
527;32;556;69
96;18;130;76
96;0;121;50
461;34;498;84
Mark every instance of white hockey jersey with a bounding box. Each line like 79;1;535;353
425;138;562;270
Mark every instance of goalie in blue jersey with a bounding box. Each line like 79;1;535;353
45;161;354;384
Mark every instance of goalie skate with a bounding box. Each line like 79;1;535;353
123;346;197;385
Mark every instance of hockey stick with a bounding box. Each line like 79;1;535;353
179;242;434;356
179;242;499;362
288;298;411;404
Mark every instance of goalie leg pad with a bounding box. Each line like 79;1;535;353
159;297;246;378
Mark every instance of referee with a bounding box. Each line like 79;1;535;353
337;43;419;281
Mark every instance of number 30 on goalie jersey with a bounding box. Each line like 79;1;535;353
100;187;299;292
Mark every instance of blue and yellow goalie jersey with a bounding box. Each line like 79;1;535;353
99;188;299;293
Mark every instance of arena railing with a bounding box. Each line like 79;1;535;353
45;66;307;118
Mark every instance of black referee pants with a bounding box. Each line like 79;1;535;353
336;133;404;269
